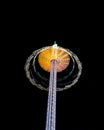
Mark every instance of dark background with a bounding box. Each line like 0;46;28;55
5;4;99;130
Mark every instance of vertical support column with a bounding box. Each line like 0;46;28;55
45;60;57;130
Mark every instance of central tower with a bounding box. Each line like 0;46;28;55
24;41;82;130
38;41;70;130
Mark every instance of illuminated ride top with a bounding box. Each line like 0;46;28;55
24;41;82;130
25;41;82;91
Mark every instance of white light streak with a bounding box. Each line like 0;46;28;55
45;60;57;130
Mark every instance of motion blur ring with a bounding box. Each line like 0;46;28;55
24;46;82;91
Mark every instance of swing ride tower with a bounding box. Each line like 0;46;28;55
24;41;82;130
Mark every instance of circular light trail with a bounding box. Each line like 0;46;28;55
24;43;82;91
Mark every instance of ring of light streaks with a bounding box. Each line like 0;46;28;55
24;46;82;91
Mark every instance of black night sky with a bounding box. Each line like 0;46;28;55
8;5;98;130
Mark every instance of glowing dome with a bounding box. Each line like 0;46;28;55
38;44;70;72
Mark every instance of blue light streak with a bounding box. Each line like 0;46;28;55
45;60;57;130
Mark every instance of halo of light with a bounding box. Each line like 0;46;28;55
24;46;82;91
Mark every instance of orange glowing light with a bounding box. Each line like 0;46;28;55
38;45;70;72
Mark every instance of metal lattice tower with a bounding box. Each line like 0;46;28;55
24;41;82;130
46;60;57;130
